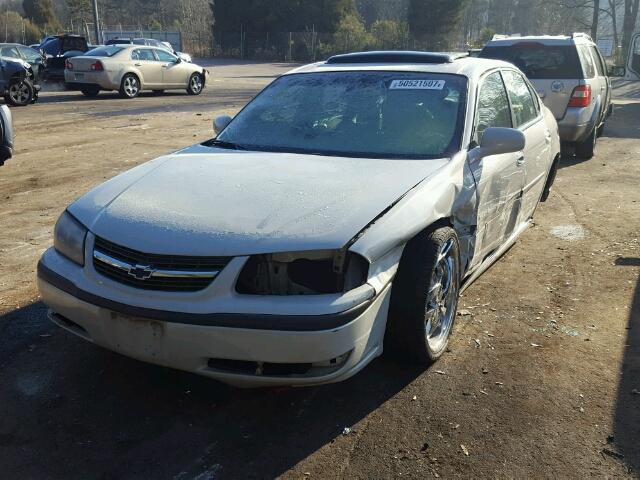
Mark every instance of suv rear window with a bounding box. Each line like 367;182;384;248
480;44;583;79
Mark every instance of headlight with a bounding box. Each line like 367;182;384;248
53;211;87;266
236;250;369;295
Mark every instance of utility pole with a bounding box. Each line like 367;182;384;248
92;0;101;45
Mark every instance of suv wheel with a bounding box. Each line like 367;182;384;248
575;127;597;159
5;79;34;106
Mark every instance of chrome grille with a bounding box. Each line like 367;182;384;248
93;236;229;292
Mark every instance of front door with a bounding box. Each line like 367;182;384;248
467;70;525;266
153;49;186;88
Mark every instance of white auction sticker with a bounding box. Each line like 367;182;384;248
389;79;445;90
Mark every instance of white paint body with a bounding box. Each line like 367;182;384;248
39;56;561;387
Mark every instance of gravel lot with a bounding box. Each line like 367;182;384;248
0;61;638;479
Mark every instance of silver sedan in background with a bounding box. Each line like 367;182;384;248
64;45;207;98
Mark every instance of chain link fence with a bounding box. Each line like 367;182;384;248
215;30;467;62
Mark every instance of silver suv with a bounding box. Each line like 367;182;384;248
480;33;611;159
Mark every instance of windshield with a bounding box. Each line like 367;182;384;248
215;72;467;159
480;44;583;79
84;46;123;57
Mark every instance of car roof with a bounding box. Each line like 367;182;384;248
286;52;516;81
485;34;594;46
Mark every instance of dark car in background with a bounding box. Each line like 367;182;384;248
0;43;45;81
40;34;89;82
1;56;40;106
0;105;13;165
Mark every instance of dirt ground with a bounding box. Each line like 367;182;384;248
0;61;638;479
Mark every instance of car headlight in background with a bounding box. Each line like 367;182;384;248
53;211;87;266
236;250;369;295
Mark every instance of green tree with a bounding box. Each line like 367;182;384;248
0;10;41;43
371;19;409;49
23;0;61;30
408;0;470;49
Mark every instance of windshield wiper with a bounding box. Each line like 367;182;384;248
207;139;248;150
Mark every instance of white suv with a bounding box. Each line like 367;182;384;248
480;33;612;159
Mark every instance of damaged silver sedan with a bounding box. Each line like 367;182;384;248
37;52;561;387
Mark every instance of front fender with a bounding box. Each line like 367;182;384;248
349;151;477;270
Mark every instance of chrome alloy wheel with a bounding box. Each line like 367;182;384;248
124;76;139;97
424;239;459;352
9;82;31;104
190;74;203;93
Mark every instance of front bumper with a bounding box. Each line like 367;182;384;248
37;251;390;387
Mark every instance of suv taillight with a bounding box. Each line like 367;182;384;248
90;61;104;71
568;85;592;108
65;59;73;70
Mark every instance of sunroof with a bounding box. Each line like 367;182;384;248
326;51;468;65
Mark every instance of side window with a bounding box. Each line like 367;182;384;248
578;45;596;78
589;46;606;76
135;49;156;61
502;70;538;127
475;71;512;143
1;46;20;58
18;46;39;62
154;49;177;62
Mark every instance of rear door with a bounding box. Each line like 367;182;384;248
480;43;583;120
131;48;162;87
468;70;525;263
502;69;550;222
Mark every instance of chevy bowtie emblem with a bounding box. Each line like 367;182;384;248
128;264;154;280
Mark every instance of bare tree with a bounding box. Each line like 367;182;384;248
622;0;639;58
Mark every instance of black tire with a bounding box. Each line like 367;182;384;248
4;79;34;106
575;127;597;159
385;226;461;364
540;156;559;202
119;73;140;98
81;87;100;97
152;90;164;95
186;72;204;95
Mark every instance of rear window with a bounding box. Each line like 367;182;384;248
84;46;123;57
480;44;584;79
60;37;88;53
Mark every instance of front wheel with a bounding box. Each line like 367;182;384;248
385;226;461;364
187;73;204;95
5;79;34;106
575;127;597;159
119;73;140;98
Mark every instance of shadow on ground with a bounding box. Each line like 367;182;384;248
0;302;422;479
614;258;640;475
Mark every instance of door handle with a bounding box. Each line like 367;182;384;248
516;154;525;166
134;63;141;66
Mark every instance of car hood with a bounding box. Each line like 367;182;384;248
69;145;449;257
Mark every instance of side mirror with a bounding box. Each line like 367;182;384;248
175;57;182;64
213;115;232;134
608;65;625;77
479;127;525;157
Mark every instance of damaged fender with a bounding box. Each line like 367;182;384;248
350;151;478;294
